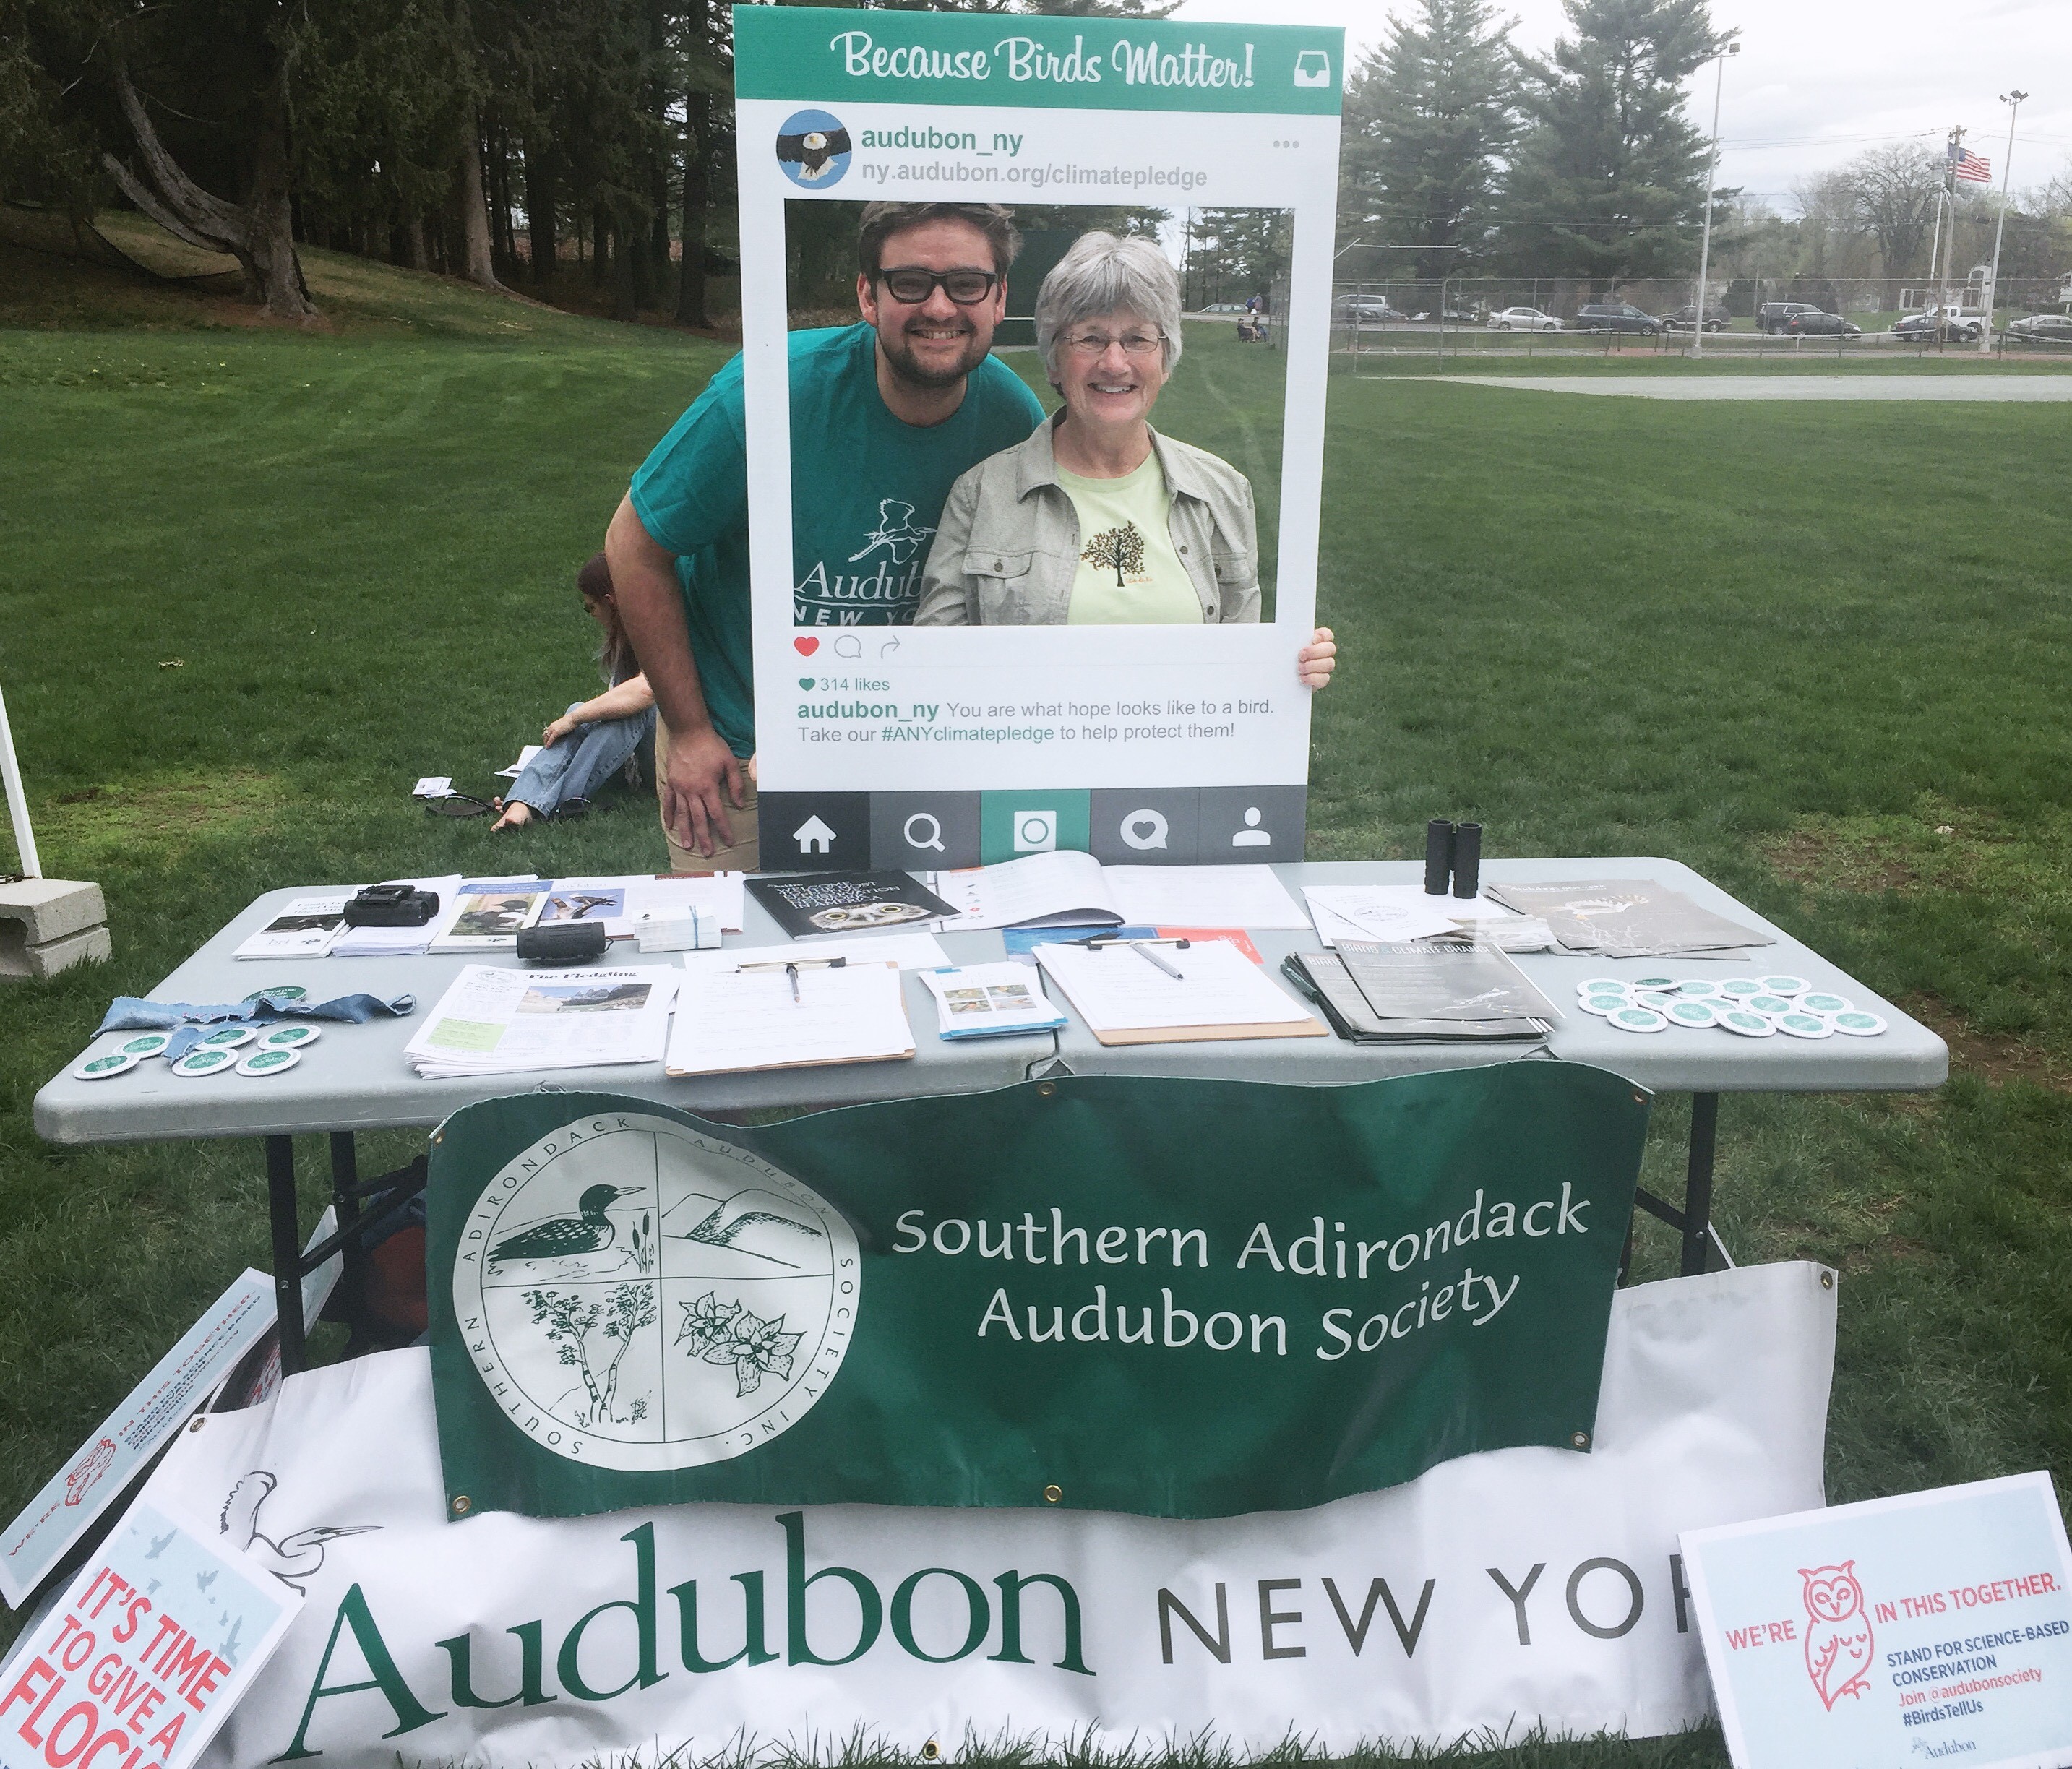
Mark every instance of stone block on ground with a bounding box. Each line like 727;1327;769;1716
0;879;112;980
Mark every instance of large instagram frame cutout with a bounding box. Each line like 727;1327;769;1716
734;6;1342;867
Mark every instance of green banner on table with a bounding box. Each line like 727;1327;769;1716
427;1067;1648;1522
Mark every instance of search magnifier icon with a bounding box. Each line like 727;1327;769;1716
904;812;945;853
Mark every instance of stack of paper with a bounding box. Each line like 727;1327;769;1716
1302;884;1557;954
542;872;746;940
934;853;1310;933
429;880;555;952
405;964;678;1077
1283;941;1557;1043
233;895;353;960
1036;937;1325;1046
666;960;913;1077
920;963;1068;1040
1484;881;1771;958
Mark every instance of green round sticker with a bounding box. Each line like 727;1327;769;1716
119;1033;173;1058
74;1052;139;1079
244;985;309;1004
237;1048;301;1076
173;1048;235;1075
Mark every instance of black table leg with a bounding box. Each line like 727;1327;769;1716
329;1132;362;1341
265;1135;307;1375
1681;1093;1719;1277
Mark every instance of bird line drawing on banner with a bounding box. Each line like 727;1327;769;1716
663;1187;824;1271
524;1283;658;1426
1800;1560;1875;1709
1081;520;1146;587
848;499;935;565
674;1292;807;1398
218;1471;378;1593
486;1182;645;1276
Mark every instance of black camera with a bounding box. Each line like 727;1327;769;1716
343;884;441;927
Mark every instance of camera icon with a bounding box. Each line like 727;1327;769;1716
1013;809;1058;853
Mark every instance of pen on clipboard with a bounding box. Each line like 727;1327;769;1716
1131;942;1185;981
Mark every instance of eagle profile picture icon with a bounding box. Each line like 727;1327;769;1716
776;108;851;188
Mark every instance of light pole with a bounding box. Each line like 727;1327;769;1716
1979;90;2027;354
1690;38;1740;360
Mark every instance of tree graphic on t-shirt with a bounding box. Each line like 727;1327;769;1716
1081;520;1146;587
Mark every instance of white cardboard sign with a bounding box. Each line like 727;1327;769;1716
1680;1471;2072;1769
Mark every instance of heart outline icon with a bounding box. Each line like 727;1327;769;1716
794;636;819;656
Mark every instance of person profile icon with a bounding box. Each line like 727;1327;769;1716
1231;807;1271;848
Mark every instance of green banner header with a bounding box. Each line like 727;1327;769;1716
430;1066;1645;1524
733;5;1344;117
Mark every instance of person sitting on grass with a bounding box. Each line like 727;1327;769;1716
493;553;657;831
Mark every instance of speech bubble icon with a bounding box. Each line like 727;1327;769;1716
833;634;863;658
1120;809;1169;851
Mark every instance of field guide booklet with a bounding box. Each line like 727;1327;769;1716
735;5;1341;864
1679;1471;2072;1769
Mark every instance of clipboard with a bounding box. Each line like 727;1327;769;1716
664;960;916;1077
1036;939;1328;1048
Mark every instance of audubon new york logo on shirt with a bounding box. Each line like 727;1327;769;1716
794;499;937;624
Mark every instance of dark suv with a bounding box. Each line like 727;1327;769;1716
1783;311;1861;337
1757;301;1824;334
1664;304;1731;332
1576;303;1663;336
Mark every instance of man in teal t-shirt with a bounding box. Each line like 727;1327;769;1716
606;202;1045;870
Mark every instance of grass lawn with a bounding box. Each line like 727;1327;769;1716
4;248;2071;1764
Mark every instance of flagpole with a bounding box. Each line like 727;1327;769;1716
1689;38;1737;360
1940;126;1963;346
1979;91;2027;355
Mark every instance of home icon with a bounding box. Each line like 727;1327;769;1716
793;815;837;854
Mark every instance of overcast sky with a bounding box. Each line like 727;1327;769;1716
1170;0;2072;205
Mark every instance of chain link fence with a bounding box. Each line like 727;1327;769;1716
1304;273;2072;369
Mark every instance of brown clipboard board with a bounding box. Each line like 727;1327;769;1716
1083;1017;1330;1048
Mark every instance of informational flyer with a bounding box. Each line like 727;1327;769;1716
0;1497;301;1769
1680;1471;2072;1769
734;5;1342;871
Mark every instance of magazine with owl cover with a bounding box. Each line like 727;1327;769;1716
426;1066;1648;1522
1331;940;1561;1028
1484;879;1773;959
747;869;956;939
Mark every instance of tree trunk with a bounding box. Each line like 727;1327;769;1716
404;214;429;271
591;205;609;284
453;109;501;290
527;140;556;285
675;88;712;328
100;56;315;318
614;223;640;321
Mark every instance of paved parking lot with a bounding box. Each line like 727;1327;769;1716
1428;374;2072;401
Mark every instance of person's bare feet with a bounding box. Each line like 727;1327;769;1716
492;801;535;832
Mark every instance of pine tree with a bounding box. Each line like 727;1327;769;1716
1498;0;1724;282
1338;0;1516;283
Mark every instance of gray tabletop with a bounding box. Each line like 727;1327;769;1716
33;888;1044;1146
1048;858;1946;1094
35;856;1946;1149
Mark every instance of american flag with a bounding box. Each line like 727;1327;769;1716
1951;146;1993;182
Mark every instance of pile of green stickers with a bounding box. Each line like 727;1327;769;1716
71;1023;324;1082
1574;975;1888;1039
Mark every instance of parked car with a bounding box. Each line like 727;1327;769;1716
1486;306;1560;331
1663;304;1730;332
1338;295;1409;322
1576;304;1664;336
1756;301;1825;334
1893;306;1983;343
1198;302;1248;316
1783;311;1862;337
2006;314;2072;343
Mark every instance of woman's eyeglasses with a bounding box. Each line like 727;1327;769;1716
1062;330;1166;358
877;267;999;305
421;794;589;820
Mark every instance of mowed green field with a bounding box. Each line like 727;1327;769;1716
3;257;2071;1764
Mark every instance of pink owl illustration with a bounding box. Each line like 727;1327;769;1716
1800;1562;1875;1709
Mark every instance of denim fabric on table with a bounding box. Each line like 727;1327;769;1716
97;991;417;1059
504;704;655;817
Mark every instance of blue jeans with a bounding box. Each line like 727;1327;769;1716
506;704;655;817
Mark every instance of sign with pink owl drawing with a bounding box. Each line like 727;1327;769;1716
1680;1472;2072;1769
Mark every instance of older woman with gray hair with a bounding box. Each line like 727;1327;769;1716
914;232;1334;685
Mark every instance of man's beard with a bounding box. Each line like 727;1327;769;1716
877;316;989;389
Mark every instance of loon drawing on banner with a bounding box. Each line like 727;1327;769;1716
452;1114;859;1473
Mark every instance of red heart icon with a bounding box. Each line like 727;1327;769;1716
794;636;820;656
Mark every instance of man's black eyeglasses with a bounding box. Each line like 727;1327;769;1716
876;267;1000;306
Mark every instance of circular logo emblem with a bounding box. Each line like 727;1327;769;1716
455;1113;859;1471
776;109;852;189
